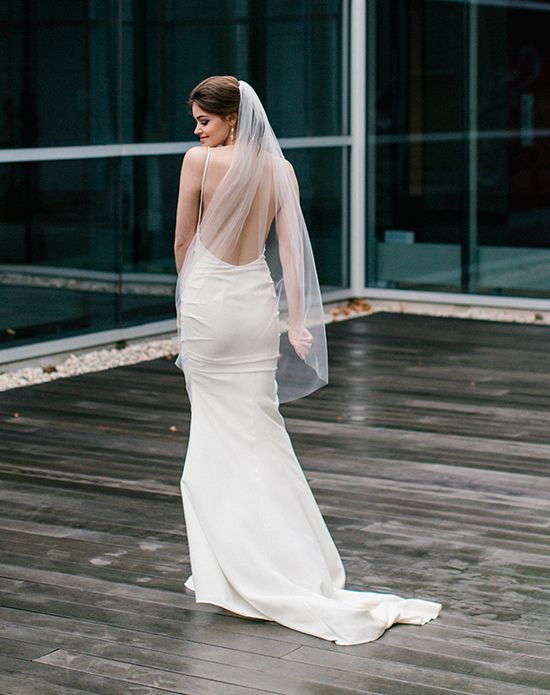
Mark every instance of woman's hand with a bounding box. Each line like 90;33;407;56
288;325;313;360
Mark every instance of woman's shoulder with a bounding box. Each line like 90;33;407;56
283;158;295;174
280;157;298;186
267;153;294;172
183;145;209;167
180;146;210;185
270;153;294;172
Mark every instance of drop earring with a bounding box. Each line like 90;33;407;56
229;125;235;144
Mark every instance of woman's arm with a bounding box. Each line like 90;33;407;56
276;161;301;325
275;160;313;359
173;146;206;274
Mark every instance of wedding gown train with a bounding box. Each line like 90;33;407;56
177;228;441;646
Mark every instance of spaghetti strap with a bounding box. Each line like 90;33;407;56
197;147;212;230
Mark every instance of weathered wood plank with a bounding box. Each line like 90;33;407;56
1;312;549;693
36;648;364;695
283;644;550;694
0;654;172;694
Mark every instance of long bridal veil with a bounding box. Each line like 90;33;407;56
174;79;328;403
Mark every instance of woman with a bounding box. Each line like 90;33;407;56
172;75;441;645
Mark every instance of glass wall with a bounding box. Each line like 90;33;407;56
0;0;349;354
476;1;550;297
373;0;466;292
371;0;550;298
4;0;550;361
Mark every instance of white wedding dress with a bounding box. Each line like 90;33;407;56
177;147;441;645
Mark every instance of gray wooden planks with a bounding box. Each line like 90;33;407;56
1;312;550;693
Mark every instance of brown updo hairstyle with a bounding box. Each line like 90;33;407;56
187;75;240;119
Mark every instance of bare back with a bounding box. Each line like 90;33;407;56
198;145;277;265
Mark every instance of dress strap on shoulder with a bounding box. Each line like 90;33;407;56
197;147;212;228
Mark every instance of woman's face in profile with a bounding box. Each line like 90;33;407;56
192;102;233;147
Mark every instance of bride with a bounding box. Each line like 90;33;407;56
172;75;441;645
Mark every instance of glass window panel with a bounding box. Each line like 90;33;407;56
0;158;120;349
1;0;344;146
375;0;464;137
0;0;117;148
263;1;344;137
373;0;465;291
375;141;464;291
121;0;344;144
0;1;350;360
120;2;244;145
118;154;181;327
476;2;550;298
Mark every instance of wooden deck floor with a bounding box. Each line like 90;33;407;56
1;312;550;694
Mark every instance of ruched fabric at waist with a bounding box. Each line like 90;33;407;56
177;234;280;378
178;348;280;375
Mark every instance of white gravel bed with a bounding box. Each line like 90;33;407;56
0;337;181;393
2;298;549;392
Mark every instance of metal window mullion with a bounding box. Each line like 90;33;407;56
464;0;479;293
365;0;376;290
350;0;366;296
341;0;350;288
0;136;353;163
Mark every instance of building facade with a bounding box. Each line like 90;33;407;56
2;0;550;364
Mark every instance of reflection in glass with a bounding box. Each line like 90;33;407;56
0;158;120;347
477;3;550;297
123;0;344;143
0;0;349;355
0;0;117;148
374;0;465;291
375;141;464;291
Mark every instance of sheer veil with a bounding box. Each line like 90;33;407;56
173;79;328;403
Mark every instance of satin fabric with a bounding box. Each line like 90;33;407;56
178;234;441;645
